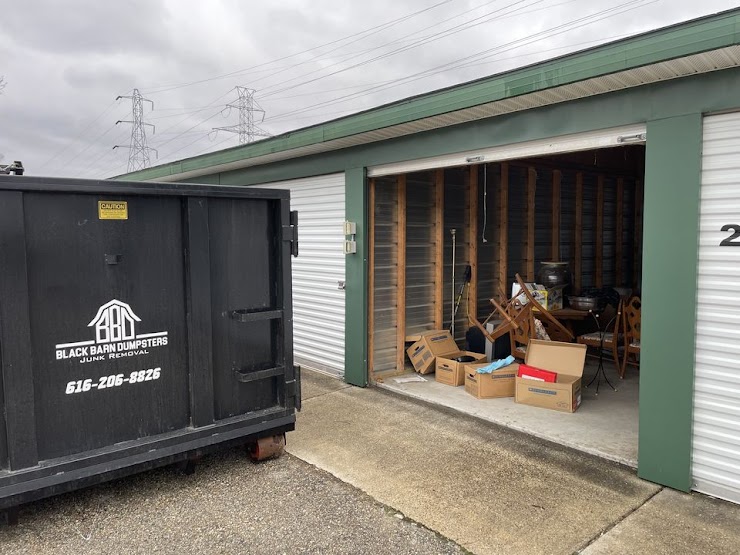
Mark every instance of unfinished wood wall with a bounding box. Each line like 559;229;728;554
369;160;643;376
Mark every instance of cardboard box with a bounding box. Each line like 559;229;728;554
406;330;458;374
435;351;487;386
464;362;520;399
514;339;587;413
511;283;564;311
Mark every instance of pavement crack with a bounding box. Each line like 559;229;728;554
301;387;352;403
574;486;664;554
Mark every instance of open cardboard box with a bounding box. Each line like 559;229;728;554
406;330;458;374
515;339;587;413
464;361;520;399
435;351;487;386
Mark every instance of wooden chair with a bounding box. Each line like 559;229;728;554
621;296;641;378
508;300;536;360
467;274;573;360
576;300;623;377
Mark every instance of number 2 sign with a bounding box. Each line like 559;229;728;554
720;225;740;246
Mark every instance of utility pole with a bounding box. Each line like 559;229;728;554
213;87;270;144
113;89;157;172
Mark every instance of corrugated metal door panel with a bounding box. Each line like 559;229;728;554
692;111;740;503
373;177;399;374
406;174;436;336
254;174;345;376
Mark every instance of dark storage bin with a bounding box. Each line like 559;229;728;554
0;176;300;511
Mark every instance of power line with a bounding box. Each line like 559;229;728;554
101;0;654;174
263;0;656;122
257;0;544;98
37;95;129;173
140;0;454;95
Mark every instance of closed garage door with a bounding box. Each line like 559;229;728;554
254;174;346;376
692;112;740;503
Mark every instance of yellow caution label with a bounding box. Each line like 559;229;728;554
98;201;128;220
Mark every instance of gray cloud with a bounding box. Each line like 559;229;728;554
0;0;737;178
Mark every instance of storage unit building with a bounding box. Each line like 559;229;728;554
121;9;740;502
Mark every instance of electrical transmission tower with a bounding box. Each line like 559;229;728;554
113;89;157;172
213;87;270;144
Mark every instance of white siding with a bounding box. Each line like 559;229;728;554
692;112;740;503
254;174;345;376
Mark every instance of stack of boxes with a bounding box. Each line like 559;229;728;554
406;331;587;413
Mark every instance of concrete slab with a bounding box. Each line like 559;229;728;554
301;367;351;401
380;360;638;467
0;451;464;555
289;373;659;555
581;488;740;555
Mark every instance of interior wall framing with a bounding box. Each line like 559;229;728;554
369;147;644;378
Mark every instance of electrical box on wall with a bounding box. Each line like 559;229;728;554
343;220;357;255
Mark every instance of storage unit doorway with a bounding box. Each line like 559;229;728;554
368;128;646;466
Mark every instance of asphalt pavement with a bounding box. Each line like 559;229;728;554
0;449;464;555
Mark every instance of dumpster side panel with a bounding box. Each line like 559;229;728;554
208;198;280;419
0;177;297;510
24;193;190;460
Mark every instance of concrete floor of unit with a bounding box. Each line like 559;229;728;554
378;359;639;467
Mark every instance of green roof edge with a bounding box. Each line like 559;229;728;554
118;8;740;181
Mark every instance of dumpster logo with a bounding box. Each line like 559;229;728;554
55;299;169;364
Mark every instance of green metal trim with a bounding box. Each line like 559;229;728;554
343;168;368;387
119;9;740;183
638;114;703;491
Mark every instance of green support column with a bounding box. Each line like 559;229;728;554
344;167;368;386
638;114;702;491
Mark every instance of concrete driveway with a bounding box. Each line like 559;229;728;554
290;370;740;555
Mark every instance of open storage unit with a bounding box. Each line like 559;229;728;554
0;176;300;515
369;142;645;372
368;135;646;466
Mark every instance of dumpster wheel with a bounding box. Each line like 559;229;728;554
248;434;286;461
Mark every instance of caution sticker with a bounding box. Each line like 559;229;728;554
98;201;128;220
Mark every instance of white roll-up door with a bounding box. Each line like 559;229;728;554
367;124;646;177
254;174;346;376
692;112;740;503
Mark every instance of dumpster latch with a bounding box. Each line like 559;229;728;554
283;211;299;257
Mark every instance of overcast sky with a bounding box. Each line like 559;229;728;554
1;0;737;179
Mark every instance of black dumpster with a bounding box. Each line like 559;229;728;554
0;175;300;513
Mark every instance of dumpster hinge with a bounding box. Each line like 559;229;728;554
283;211;299;257
286;364;301;411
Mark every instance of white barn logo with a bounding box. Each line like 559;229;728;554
88;300;141;343
55;299;168;364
